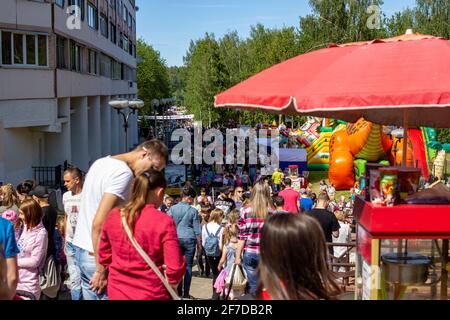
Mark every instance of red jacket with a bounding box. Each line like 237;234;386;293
99;205;186;300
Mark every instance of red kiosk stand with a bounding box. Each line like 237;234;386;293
353;197;450;300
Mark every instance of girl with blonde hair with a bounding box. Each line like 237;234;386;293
0;184;19;215
235;180;273;295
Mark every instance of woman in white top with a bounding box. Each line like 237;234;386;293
201;208;224;300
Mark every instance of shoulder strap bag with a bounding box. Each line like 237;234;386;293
121;211;181;300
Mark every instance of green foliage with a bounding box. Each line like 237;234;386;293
437;129;450;144
184;34;229;126
137;39;171;115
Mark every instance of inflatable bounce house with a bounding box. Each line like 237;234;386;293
328;118;439;190
277;117;441;191
279;117;345;171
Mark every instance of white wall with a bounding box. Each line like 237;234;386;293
0;0;51;29
88;96;101;164
0;98;57;128
0;69;54;101
70;97;89;171
100;96;112;156
0;127;36;184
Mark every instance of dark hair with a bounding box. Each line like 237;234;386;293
16;180;35;196
258;214;340;300
137;139;169;163
284;178;292;186
182;187;196;199
273;196;285;208
19;198;43;230
123;170;167;231
64;167;83;181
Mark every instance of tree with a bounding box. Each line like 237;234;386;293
184;34;230;126
136;39;171;115
298;0;386;53
169;66;187;105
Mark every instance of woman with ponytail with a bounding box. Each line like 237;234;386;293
98;170;186;300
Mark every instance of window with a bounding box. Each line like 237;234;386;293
38;35;47;66
56;36;67;69
123;5;127;22
128;13;133;30
111;59;121;80
1;31;12;64
1;31;48;66
70;41;82;72
118;32;123;49
69;0;85;21
99;53;110;77
13;33;23;64
128;40;133;56
88;50;97;75
110;22;116;44
100;14;108;38
26;35;36;65
87;3;98;29
123;35;128;53
55;0;64;8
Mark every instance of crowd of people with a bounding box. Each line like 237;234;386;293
0;138;357;301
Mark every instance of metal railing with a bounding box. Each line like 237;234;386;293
32;161;86;189
32;165;62;188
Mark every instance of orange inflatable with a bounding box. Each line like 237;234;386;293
392;137;414;167
329;130;355;189
329;118;392;190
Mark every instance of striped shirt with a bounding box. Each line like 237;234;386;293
238;206;269;255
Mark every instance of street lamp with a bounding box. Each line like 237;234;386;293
109;98;145;152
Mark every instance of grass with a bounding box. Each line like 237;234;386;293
307;170;351;200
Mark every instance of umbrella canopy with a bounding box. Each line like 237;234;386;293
215;33;450;128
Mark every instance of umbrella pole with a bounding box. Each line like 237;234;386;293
402;109;409;167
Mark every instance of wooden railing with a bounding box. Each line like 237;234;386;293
327;242;357;290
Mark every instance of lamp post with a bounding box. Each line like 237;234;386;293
109;98;144;152
151;99;159;139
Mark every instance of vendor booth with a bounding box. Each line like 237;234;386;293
354;196;450;300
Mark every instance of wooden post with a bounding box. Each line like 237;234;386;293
441;239;449;300
402;109;409;167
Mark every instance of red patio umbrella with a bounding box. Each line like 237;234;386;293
215;31;450;165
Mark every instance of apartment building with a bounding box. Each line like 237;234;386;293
0;0;139;185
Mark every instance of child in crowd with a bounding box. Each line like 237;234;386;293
215;223;241;299
198;205;211;278
332;211;352;273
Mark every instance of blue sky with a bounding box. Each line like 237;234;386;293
136;0;417;67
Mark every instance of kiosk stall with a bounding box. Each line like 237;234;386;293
354;197;450;300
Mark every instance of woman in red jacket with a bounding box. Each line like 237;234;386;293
98;170;186;300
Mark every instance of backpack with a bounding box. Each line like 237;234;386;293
204;225;223;257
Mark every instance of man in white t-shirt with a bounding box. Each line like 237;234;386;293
72;140;168;300
62;167;83;300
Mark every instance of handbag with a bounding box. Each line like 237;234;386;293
121;212;181;300
39;255;61;298
224;263;247;299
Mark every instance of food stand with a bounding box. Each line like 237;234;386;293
354;197;450;300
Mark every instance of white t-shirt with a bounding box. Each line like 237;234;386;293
62;191;82;244
202;222;224;248
333;221;352;258
72;156;133;252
